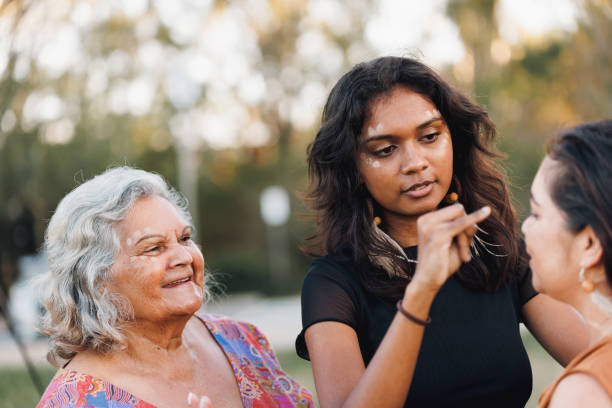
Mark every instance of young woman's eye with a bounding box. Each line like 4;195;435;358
421;132;440;143
372;145;396;157
528;212;538;220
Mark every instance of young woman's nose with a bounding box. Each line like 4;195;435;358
400;143;428;174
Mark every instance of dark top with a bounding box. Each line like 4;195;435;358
296;246;538;408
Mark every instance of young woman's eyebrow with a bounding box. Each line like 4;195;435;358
362;117;444;144
416;117;444;130
362;134;392;145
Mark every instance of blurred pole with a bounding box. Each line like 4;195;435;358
259;186;291;281
176;141;199;230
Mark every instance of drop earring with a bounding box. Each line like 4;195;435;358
579;268;595;293
443;192;458;204
443;175;461;204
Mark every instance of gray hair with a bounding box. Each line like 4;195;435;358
38;166;207;366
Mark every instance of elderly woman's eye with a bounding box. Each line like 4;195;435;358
144;245;160;253
180;235;192;243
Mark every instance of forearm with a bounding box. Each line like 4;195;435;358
339;284;436;408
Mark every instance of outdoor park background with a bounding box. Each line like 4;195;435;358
0;0;610;407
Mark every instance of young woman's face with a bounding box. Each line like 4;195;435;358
358;86;453;221
521;157;581;302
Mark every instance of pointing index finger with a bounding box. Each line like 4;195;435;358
448;206;491;235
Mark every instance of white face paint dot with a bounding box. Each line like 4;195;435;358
372;160;381;168
424;109;440;120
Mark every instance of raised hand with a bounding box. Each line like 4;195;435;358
411;203;491;294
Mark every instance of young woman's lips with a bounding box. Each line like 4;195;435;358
403;181;434;198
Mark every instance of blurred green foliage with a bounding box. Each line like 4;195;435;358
0;0;610;297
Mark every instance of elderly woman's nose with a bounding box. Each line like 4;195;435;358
169;242;194;266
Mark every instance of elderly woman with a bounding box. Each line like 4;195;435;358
521;121;612;407
36;167;314;408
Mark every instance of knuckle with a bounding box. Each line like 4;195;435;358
417;216;429;228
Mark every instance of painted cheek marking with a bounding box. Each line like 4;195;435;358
364;156;381;168
130;227;154;242
367;122;385;136
129;230;144;245
424;109;440;120
128;255;154;266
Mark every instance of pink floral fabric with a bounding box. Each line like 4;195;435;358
37;313;314;407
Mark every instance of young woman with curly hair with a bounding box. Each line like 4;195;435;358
296;56;588;407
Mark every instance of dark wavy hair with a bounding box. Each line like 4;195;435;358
304;56;523;298
547;120;612;286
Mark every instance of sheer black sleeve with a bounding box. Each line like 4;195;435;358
295;256;360;360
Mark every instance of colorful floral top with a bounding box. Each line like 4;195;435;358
37;313;315;408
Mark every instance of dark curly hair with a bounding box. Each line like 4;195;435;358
304;56;523;298
547;120;612;287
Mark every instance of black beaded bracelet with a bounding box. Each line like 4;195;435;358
396;300;431;326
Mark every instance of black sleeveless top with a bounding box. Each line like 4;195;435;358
296;246;537;408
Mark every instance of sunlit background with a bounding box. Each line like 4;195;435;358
0;0;610;406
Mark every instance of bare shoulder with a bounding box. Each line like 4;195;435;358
549;373;612;408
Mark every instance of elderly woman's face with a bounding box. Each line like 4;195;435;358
110;195;205;322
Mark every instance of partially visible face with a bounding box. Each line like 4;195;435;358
358;86;454;221
110;195;205;323
521;157;580;302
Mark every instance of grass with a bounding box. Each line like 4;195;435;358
0;364;55;408
0;330;561;408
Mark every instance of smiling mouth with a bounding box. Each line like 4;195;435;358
163;276;191;288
